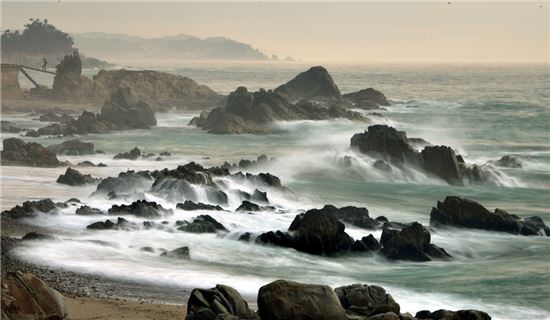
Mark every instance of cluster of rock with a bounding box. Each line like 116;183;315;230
185;279;490;320
221;154;274;171
430;196;549;236
27;87;157;137
56;167;98;186
257;205;449;261
351;125;489;185
1;138;62;167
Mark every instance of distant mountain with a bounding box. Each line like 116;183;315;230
71;32;269;61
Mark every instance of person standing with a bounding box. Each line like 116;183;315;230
42;57;47;71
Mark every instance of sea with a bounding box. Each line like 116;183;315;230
2;62;549;319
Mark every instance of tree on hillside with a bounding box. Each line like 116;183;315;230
1;19;73;54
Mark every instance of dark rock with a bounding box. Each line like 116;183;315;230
176;201;224;211
159;151;171;156
238;232;252;242
351;234;382;252
1;138;62;167
420;146;462;185
430;196;550;236
161;246;190;260
65;198;81;204
335;283;400;318
86;217;135;230
274;66;342;102
236;200;261;212
251;189;269;203
492;155;522;168
94;170;154;195
140;246;155;253
47;139;95;155
246;172;283;189
343;88;390;110
24;129;39;137
114;147;142;160
1;121;23;133
257;279;346;320
21;232;55;241
75;205;103;215
56;167;98;186
373;159;392;172
351;125;419;165
2;199;58;218
108;200;173;218
318;205;381;229
98;87;157;129
39;112;63;122
53;51;94;100
380;222;451;261
77;161;96;167
0;271;68;320
415;309;491;320
186;284;256;320
178;215;227;233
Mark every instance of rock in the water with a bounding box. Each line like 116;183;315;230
75;205;103;215
99;87;157;129
1;138;62;167
492;155;522;168
415;309;491;320
257;279;346;320
236;200;261;212
39;112;63;122
114;146;142;160
52;51;94;100
2;199;58;218
430;196;549;236
160;246;190;260
351;125;419;165
380;222;451;261
108;200;173;218
319;204;381;229
176;201;224;211
420;146;462;185
86;217;135;230
21;232;56;241
56;167;98;186
274;66;342;103
1;121;23;133
94;170;155;195
335;283;400;318
351;234;382;252
186;284;257;320
343;88;390;110
1;271;68;320
178;215;227;233
47;139;95;155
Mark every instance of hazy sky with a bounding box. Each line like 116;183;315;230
2;1;548;63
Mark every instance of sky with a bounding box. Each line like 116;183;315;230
1;1;548;63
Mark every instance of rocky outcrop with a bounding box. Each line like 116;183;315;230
56;167;98;186
257;206;354;255
491;155;522;168
351;125;419;165
99;87;157;129
177;215;227;233
93;69;222;111
1;199;59;219
108;200;173;218
1;138;62;167
1;271;68;320
185;284;257;320
94;170;156;195
334;283;400;318
343;88;390;110
113;147;142;160
380;222;451;261
176;201;223;211
191;86;365;134
52;52;94;100
258;280;346;320
430;196;549;236
274;66;342;103
318;205;382;229
420;146;462;185
75;205;103;215
47;139;95;155
86;217;136;230
415;309;491;320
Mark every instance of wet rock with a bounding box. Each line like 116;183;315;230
274;66;342;103
47;139;95;155
86;217;135;230
39;112;66;122
108;200;173;218
380;222;451;261
1;138;62;167
415;309;491;320
373;159;392;172
251;189;269;203
343;88;390;110
245;172;283;189
236;200;261;212
1;271;68;320
77;161;97;167
351;234;382;252
56;167;98;186
257;279;346;320
161;246;190;260
319;205;381;229
140;246;155;253
99;87;157;129
2;199;58;218
334;283;400;318
65;198;82;204
185;284;257;320
24;129;39;137
113;146;142;160
238;232;252;242
176;201;224;211
420;146;462;185
75;205;103;215
94;170;155;195
21;232;55;241
1;120;23;133
178;215;227;233
430;196;549;236
351;125;419;165
159;151;171;156
492;155;522;168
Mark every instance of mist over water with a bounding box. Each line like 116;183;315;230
3;63;550;319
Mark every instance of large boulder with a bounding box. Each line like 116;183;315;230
52;51;94;100
274;66;342;102
318;205;381;229
98;87;157;129
351;125;419;165
56;167;98;186
94;170;155;195
1;271;68;320
186;284;257;320
343;88;390;110
1;199;59;219
47;139;94;155
1;138;62;167
334;284;400;318
257;280;346;320
108;200;173;218
380;222;451;261
430;196;549;236
177;215;227;233
420;146;462;185
92;69;222;111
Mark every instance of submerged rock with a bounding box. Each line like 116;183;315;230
420;146;462;185
1;138;62;167
492;155;522;168
177;215;227;233
56;167;98;186
113;147;142;160
75;205;103;215
318;205;381;229
274;66;342;103
160;246;190;260
94;170;155;195
176;201;224;211
430;196;549;236
2;199;59;218
108;200;173;218
47;139;94;155
1;271;68;320
380;222;451;261
86;217;136;230
186;284;257;320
